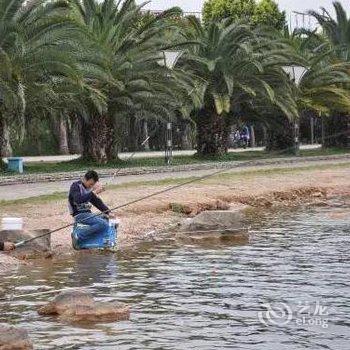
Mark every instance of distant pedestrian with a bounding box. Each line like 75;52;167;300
240;126;250;148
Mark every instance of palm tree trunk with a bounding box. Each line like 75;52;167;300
262;125;268;147
195;109;226;156
0;117;13;157
266;117;295;153
250;126;256;147
81;115;113;163
106;116;122;160
57;115;69;155
323;113;350;148
127;116;142;151
68;115;83;154
180;122;192;150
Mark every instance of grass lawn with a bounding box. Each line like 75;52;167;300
1;147;350;176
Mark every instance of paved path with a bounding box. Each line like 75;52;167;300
1;154;349;201
2;144;321;163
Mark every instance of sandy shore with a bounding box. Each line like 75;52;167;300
1;161;350;266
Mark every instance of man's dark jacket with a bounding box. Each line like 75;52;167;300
68;180;109;217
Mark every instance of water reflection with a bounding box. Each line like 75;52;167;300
0;201;349;349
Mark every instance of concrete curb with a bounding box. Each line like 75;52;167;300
1;154;350;186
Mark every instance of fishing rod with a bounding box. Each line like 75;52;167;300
2;225;251;301
14;136;150;248
13;129;350;248
111;136;150;178
14;160;251;247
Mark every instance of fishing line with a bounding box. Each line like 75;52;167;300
14;129;350;248
13;136;149;248
3;227;249;300
14;162;251;247
109;136;150;179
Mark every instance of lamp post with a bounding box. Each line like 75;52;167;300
0;88;3;106
282;65;308;155
158;50;183;165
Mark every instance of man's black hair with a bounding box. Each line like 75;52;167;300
84;170;99;182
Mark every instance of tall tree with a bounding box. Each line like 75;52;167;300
69;0;185;163
265;28;350;151
309;2;350;61
203;0;286;30
180;18;298;156
0;0;88;163
309;1;350;147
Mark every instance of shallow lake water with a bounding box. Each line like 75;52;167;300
1;200;349;349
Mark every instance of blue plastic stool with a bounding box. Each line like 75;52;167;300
7;157;24;173
71;221;117;250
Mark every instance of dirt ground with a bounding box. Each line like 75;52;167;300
1;162;350;265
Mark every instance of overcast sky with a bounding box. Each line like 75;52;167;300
140;0;349;16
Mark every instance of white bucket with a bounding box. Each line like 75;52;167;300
1;217;23;231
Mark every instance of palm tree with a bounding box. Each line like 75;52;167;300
299;56;350;148
0;0;88;164
179;17;299;156
68;0;185;162
309;2;350;61
309;2;350;147
263;27;350;152
298;56;350;114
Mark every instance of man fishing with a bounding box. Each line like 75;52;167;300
69;170;114;248
0;242;15;251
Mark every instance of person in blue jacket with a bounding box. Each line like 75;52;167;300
68;170;114;246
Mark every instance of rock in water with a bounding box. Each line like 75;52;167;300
177;209;249;243
38;290;94;315
0;326;33;350
38;290;130;323
0;229;51;258
59;302;131;323
0;253;20;270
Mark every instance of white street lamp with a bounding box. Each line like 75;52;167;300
158;50;183;165
282;65;309;155
158;50;183;70
282;65;308;86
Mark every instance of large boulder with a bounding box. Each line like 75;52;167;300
38;290;130;323
0;229;51;258
177;209;249;244
0;326;33;350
